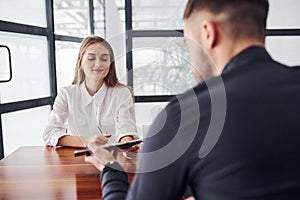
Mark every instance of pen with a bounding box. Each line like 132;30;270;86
97;126;102;134
98;126;112;145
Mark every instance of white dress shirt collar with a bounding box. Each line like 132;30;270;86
80;82;108;107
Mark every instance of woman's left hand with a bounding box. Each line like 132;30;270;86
119;136;140;153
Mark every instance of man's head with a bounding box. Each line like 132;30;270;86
183;0;269;79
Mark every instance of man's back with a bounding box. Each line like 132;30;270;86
184;46;300;199
125;46;300;200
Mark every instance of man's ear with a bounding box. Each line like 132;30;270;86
202;20;218;49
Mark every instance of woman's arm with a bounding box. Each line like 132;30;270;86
43;88;70;146
114;87;139;142
43;87;93;147
58;134;111;147
57;135;88;147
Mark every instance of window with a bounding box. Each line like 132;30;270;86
132;0;185;30
0;0;53;159
267;0;300;28
54;0;90;37
0;32;50;103
94;0;106;37
133;37;195;95
126;0;300;99
127;0;194;98
55;41;81;89
0;0;47;27
135;102;168;137
266;36;300;66
2;106;51;156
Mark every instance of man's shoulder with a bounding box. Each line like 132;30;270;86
223;58;300;89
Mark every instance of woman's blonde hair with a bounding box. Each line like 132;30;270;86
72;36;119;87
72;36;134;101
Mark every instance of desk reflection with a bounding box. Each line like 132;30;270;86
0;146;137;200
75;151;137;199
76;173;101;199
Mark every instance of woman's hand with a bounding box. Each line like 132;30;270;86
93;133;111;146
82;133;111;147
119;136;140;153
85;135;139;172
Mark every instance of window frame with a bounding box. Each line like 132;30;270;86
124;0;300;103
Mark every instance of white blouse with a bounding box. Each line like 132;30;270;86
43;83;138;146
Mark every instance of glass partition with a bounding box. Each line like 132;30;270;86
135;102;168;137
133;37;196;96
131;0;186;30
0;0;46;27
266;36;300;66
2;106;51;156
55;41;81;90
267;0;300;28
54;0;90;37
0;32;50;103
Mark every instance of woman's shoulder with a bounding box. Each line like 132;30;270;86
109;83;133;97
58;84;80;96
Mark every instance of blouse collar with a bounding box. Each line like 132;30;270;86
80;82;108;107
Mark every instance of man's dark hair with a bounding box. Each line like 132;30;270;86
183;0;269;41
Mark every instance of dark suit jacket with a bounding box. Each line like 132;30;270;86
101;46;300;200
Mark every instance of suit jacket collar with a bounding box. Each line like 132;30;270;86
222;46;273;75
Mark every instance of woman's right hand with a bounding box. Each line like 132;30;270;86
93;133;111;146
82;133;111;147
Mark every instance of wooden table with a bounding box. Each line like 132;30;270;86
0;146;135;200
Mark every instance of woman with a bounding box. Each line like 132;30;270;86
43;36;138;148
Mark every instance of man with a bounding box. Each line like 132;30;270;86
85;0;300;199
